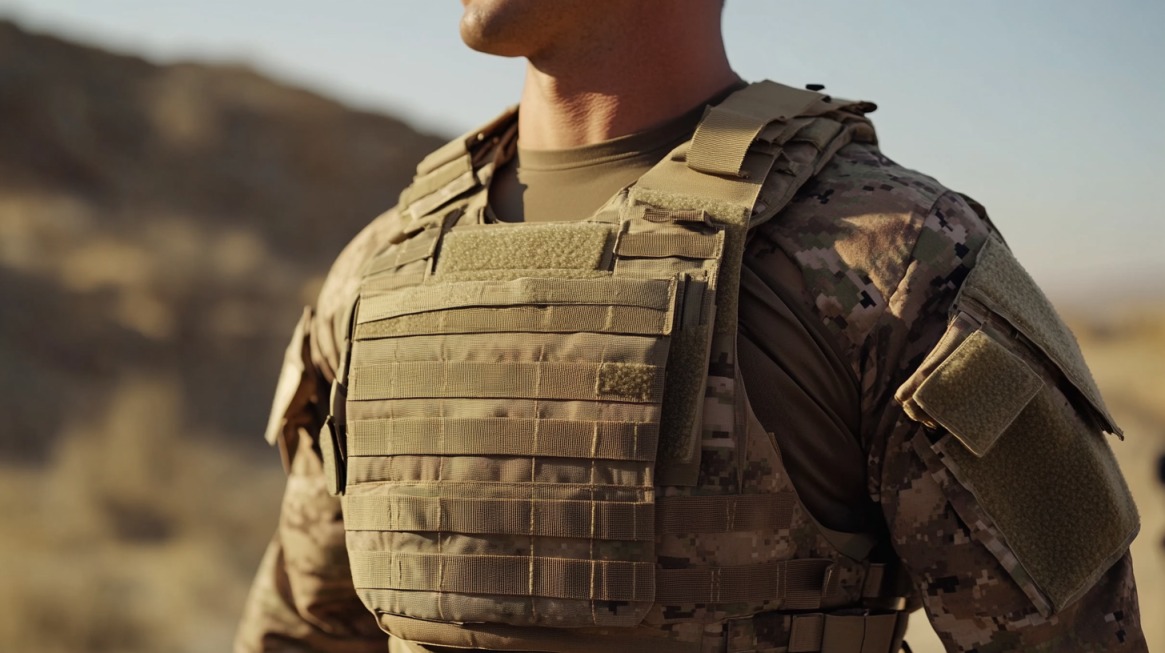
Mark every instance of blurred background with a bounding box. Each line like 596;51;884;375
0;2;1160;652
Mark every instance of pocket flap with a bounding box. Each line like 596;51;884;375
913;330;1044;456
960;236;1121;436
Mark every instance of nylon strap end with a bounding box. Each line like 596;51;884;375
687;80;825;178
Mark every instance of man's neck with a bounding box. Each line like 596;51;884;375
517;32;738;150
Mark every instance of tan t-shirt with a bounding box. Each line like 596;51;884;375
486;101;875;535
489;103;707;224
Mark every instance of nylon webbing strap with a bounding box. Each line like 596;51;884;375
348;417;658;461
655;493;795;533
350;552;655;602
688;81;824;178
399;108;517;220
654;558;832;605
343;494;653;540
345;481;647;502
402;155;472;207
355;303;672;340
615;232;722;259
357;276;675;325
787;612;908;653
348;360;664;403
404;164;477;221
364;228;440;276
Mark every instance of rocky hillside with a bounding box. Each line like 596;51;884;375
0;20;444;462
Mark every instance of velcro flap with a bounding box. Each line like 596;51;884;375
962;235;1121;436
913;330;1043;457
896;239;1141;614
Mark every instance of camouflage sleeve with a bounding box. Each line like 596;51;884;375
236;209;407;652
235;432;387;653
867;192;1147;652
234;313;386;652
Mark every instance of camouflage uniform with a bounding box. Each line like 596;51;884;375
235;137;1146;652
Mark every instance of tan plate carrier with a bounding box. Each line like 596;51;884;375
321;82;911;653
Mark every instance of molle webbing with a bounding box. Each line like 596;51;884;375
347;417;659;460
356;276;675;324
397;108;517;221
354;303;671;340
773;609;908;651
343;214;697;628
342;491;797;537
349;552;835;606
335;81;888;648
349;359;666;403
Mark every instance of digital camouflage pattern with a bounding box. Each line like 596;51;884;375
755;142;1144;652
236;140;1146;652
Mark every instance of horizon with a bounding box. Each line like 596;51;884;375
2;1;1163;305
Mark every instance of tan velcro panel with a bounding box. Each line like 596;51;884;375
913;329;1043;456
436;222;613;275
960;236;1121;435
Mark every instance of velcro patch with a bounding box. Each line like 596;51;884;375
962;236;1120;435
437;223;612;274
897;237;1140;614
597;363;658;403
914;330;1043;457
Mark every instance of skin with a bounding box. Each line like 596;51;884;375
459;0;739;149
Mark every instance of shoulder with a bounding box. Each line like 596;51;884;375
752;141;995;363
308;206;408;382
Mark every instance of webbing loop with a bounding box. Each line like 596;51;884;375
687;80;825;178
786;612;909;653
655;558;834;606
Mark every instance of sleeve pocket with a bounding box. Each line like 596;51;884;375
894;235;1138;616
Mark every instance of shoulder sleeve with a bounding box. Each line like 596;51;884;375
763;142;1145;648
236;209;407;652
869;192;1147;651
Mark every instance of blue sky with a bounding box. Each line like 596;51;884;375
3;1;1162;303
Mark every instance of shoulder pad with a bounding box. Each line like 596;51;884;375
397;108;516;221
895;235;1138;615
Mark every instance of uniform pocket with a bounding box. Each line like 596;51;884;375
895;235;1138;615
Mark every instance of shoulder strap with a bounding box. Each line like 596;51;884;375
631;80;871;227
397;107;517;221
632;80;876;487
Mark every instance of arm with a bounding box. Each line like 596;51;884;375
234;310;386;653
870;192;1146;652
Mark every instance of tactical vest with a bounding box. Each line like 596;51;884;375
321;82;912;653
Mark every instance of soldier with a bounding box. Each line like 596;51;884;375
236;2;1146;652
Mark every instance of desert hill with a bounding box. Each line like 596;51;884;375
0;19;444;462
